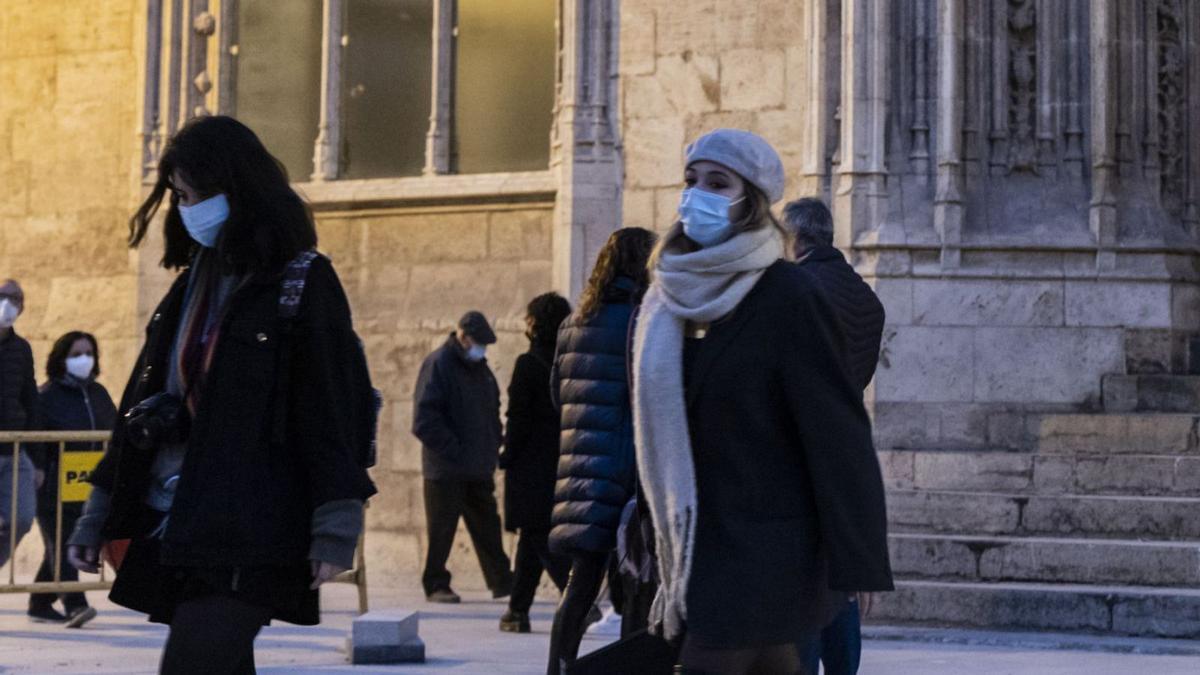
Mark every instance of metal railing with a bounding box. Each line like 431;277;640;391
1;431;369;614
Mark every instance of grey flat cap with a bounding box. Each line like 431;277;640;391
685;128;786;204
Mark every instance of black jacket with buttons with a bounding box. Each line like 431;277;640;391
31;378;117;507
89;256;377;568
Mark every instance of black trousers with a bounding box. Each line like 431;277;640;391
30;506;87;612
422;478;513;596
509;527;569;614
159;594;273;675
547;551;609;675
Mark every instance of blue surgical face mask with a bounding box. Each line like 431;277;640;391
678;188;745;248
466;344;487;362
178;193;229;248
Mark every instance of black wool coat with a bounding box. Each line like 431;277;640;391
0;330;37;434
31;378;117;507
681;260;893;647
90;256;377;569
548;279;638;555
500;342;560;532
412;335;503;482
798;244;886;390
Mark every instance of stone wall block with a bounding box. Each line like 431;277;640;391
873;278;913;325
871;582;1112;633
872;402;941;449
653;0;718;55
487;209;552;261
874;326;974;403
912;280;1065;327
0;57;57;114
912;452;1033;492
973;328;1123;403
1065;281;1172;328
622;189;656;230
406;263;521;324
877;450;915;490
625;53;719;119
1021;495;1200;539
618;4;656;76
718;48;785;111
364;213;488;265
1030;456;1074;494
38;275;137;341
1171;283;1200;331
624;116;686;189
886;490;1021;534
1112;596;1200;639
887;536;978;580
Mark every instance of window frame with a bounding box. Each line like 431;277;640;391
139;0;555;199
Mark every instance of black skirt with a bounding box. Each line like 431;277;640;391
108;511;319;626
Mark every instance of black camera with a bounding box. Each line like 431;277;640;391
124;392;186;451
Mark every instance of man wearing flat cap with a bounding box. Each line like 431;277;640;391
412;311;514;603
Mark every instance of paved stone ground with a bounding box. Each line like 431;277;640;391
2;583;1200;673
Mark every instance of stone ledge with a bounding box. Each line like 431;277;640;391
295;171;557;211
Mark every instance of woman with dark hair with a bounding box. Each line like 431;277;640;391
65;115;376;674
498;292;573;634
632;129;893;674
546;226;657;674
27;332;115;627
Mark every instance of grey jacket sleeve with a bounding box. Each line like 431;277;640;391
66;486;111;548
308;498;364;569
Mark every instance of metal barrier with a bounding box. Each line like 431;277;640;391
0;431;369;614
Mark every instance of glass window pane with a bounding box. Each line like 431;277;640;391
342;0;433;179
234;0;323;182
454;0;556;174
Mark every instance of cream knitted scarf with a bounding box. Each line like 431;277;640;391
633;225;783;640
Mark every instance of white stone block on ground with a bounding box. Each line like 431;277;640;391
348;609;425;664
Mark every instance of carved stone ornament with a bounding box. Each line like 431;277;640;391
1007;0;1037;173
193;11;216;37
1156;0;1186;219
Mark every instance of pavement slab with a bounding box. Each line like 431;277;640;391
1;584;1199;673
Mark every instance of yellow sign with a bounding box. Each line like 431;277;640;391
60;451;104;503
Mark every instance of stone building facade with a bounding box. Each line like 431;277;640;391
5;0;1200;633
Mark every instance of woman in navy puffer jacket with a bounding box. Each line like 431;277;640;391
546;227;656;674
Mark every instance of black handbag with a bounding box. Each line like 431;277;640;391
568;629;678;675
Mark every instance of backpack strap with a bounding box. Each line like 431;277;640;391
272;250;320;445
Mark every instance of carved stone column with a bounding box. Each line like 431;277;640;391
423;0;456;176
799;0;832;197
833;0;890;250
141;0;165;178
552;0;622;299
935;0;965;267
312;0;345;181
1090;0;1119;256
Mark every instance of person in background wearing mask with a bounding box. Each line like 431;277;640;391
783;197;886;675
412;311;513;604
0;279;38;571
545;227;658;673
27;332;116;627
498;292;573;634
632;129;893;674
65;116;376;675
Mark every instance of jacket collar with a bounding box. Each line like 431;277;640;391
798;243;844;265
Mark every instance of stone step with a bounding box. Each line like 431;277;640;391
1035;413;1200;455
873;580;1200;639
1103;374;1200;413
888;533;1200;587
880;449;1200;496
887;489;1200;540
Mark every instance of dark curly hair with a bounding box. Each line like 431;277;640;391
577;227;657;321
526;292;572;347
46;331;100;381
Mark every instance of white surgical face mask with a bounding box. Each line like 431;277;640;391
0;299;19;328
178;193;230;248
66;355;95;380
678;188;745;248
466;344;487;362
